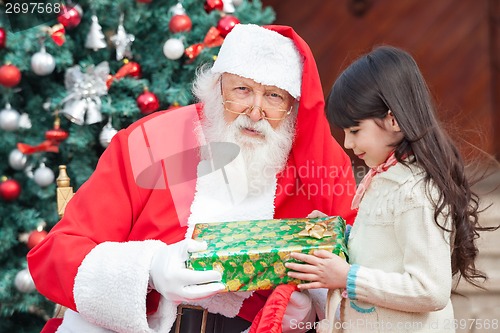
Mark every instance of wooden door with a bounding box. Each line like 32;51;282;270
263;0;499;163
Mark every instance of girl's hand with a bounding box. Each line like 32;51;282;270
285;250;350;290
306;210;328;218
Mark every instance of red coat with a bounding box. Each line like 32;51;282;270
28;25;356;332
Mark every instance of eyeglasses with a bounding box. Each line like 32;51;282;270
222;100;293;121
219;76;294;121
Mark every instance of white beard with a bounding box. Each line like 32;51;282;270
182;72;298;319
194;74;297;196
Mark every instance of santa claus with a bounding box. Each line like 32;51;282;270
28;24;356;333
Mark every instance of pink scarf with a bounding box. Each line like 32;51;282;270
351;152;399;209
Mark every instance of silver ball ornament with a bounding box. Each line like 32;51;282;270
0;103;20;131
8;149;28;170
33;163;55;187
99;122;118;148
14;268;36;293
31;48;56;76
163;38;185;60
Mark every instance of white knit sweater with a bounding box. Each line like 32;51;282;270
322;163;455;333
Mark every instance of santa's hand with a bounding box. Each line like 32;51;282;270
149;239;225;303
282;291;316;333
306;210;327;218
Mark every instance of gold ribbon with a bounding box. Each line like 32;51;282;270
298;221;334;239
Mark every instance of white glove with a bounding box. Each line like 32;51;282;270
282;291;316;333
149;239;225;303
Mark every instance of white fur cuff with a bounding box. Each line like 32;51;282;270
73;240;176;333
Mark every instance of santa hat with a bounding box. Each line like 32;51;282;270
211;24;303;99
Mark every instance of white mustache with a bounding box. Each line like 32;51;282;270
230;114;275;138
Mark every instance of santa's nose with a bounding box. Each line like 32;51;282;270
245;96;265;122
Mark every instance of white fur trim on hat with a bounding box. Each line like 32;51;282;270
211;24;303;99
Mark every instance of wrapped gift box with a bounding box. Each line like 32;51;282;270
187;216;347;292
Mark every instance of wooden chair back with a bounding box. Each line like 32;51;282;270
52;165;74;318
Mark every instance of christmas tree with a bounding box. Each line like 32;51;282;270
0;1;274;331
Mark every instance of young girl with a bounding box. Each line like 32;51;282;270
285;46;497;332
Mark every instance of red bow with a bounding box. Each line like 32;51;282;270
185;27;224;61
17;119;69;154
17;141;61;154
42;24;66;46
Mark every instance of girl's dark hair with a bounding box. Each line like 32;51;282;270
327;45;497;288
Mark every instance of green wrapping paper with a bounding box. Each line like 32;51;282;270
187;216;347;292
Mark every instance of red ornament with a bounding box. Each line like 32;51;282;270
137;89;160;115
45;128;69;143
169;14;192;33
217;15;240;37
0;28;6;49
204;0;224;13
0;64;22;88
0;178;21;201
129;65;141;79
27;230;48;249
57;5;82;29
136;0;153;3
117;61;141;79
106;61;142;89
